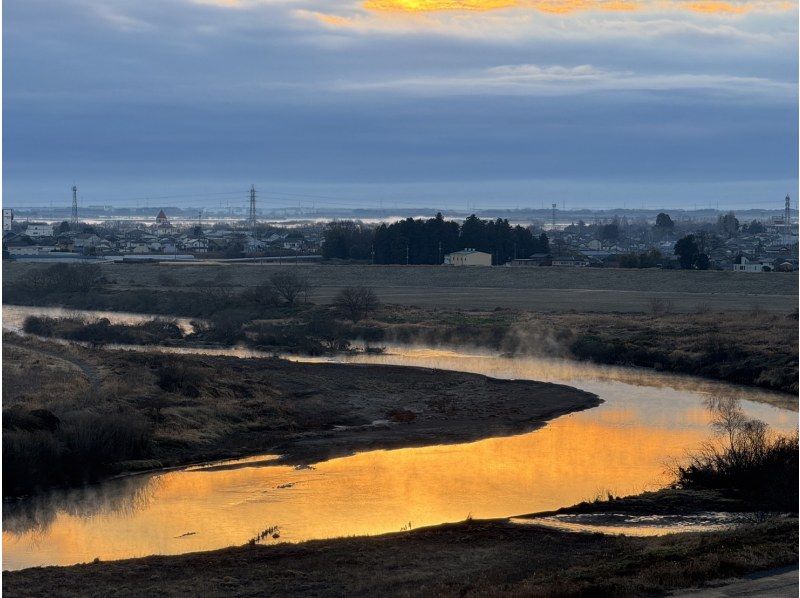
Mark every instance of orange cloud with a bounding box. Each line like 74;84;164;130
362;0;789;13
679;0;750;11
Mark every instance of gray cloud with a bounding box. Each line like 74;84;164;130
3;0;797;208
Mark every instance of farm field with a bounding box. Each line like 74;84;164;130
4;262;798;313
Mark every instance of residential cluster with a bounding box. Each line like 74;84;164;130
503;211;798;272
1;209;323;262
2;205;797;272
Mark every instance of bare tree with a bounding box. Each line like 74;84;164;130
270;271;309;306
335;286;380;323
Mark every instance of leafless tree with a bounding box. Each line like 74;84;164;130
335;286;380;323
270;271;310;306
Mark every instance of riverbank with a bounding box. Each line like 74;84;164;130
4;510;796;597
4;259;798;394
3;334;600;496
5;298;798;395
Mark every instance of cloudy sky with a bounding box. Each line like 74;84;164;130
3;0;797;210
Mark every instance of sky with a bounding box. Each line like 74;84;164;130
3;0;798;211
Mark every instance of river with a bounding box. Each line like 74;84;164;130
1;308;796;571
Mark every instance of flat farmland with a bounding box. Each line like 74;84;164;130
4;262;798;313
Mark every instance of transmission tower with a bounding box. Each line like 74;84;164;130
249;185;257;233
551;203;557;230
785;194;791;236
71;185;78;225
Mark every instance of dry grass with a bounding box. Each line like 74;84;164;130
3;517;796;597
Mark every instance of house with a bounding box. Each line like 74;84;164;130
245;237;267;253
3;209;13;231
155;210;173;233
733;256;770;272
7;245;56;256
24;224;54;238
181;238;209;253
129;242;150;254
282;239;303;251
506;253;552;267
73;234;103;250
552;256;589;267
444;248;492;266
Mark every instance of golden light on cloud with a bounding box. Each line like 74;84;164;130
680;0;750;11
364;0;517;10
361;0;789;13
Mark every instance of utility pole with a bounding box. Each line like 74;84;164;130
198;209;203;228
406;242;410;266
249;184;257;234
71;185;78;226
438;241;442;264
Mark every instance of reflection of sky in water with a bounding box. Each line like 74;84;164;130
3;344;796;571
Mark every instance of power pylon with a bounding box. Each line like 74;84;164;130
249;185;257;233
71;185;78;225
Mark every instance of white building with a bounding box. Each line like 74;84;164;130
733;256;770;272
444;248;492;266
2;209;13;231
7;245;55;256
24;224;54;238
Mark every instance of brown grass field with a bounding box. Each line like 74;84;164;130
4;261;798;313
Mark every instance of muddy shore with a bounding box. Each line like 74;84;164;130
4;513;796;597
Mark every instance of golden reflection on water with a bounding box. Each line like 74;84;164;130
3;345;796;570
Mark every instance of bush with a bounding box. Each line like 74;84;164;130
22;316;56;336
156;361;205;397
675;397;799;510
335;286;380;323
3;407;152;495
270;272;311;306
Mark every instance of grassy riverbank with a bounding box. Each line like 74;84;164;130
12;303;799;395
2;335;599;496
3;262;797;393
4;513;796;597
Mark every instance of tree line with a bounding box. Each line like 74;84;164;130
322;214;549;265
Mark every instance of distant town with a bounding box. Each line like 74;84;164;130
2;193;797;272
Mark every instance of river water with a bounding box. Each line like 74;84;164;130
2;309;796;571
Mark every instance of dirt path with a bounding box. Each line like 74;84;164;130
671;566;798;597
5;342;102;390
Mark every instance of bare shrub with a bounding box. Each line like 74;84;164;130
270;271;310;306
3;407;152;495
648;297;673;315
306;311;350;351
335;286;380;323
241;282;280;308
156;361;206;397
675;396;798;510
